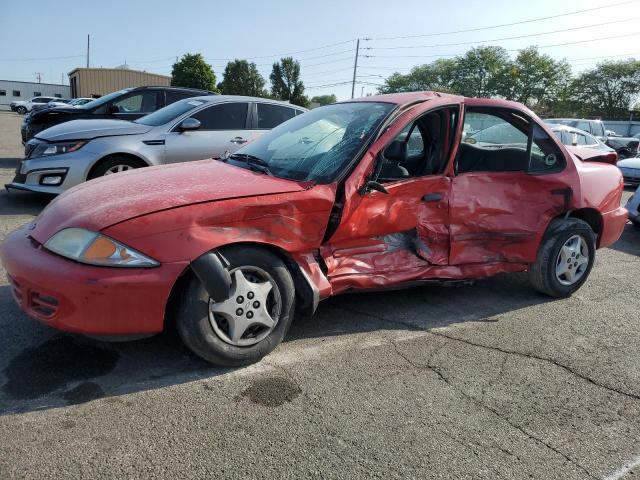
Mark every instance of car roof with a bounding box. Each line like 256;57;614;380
128;85;217;94
549;124;595;134
547;118;603;123
186;95;308;110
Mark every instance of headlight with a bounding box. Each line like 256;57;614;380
45;228;159;267
30;141;87;158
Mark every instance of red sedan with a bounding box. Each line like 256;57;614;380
1;92;627;366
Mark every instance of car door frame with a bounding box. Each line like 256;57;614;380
449;99;580;265
320;99;464;285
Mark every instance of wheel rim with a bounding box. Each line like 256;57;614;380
555;234;589;286
104;164;134;175
208;266;282;347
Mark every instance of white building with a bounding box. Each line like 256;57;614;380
0;80;71;108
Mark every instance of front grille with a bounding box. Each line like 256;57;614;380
12;172;27;184
24;142;36;158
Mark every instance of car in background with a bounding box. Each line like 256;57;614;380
0;92;627;367
549;124;617;164
10;96;58;114
617;156;640;186
20;86;216;144
545;118;639;159
30;98;72;113
8;96;306;194
626;185;640;227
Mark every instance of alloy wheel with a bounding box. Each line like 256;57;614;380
555;234;589;286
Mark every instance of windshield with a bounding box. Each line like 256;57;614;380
135;98;208;126
75;89;130;110
231;102;394;183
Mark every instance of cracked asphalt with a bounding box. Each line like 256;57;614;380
0;111;639;479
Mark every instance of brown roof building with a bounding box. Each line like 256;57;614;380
68;67;170;98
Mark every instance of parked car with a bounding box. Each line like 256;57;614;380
1;92;627;366
10;96;58;114
549;124;617;164
545;118;639;159
8;96;306;194
30;98;72;113
626;184;640;227
617;156;640;186
20;86;216;144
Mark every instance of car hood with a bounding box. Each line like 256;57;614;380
29;160;311;244
617;157;640;169
35;119;153;142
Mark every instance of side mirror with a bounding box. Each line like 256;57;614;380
179;117;201;132
107;104;119;115
359;180;389;195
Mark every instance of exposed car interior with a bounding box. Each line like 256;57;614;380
378;108;457;182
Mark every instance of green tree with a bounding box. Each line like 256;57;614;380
452;46;510;97
378;59;458;94
270;57;309;107
171;53;217;92
218;59;267;96
310;94;337;106
497;47;571;110
573;60;640;118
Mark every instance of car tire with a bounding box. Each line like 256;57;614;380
16;106;27;115
529;218;596;298
177;246;296;367
88;156;145;179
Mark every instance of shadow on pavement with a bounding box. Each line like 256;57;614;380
0;190;52;216
0;272;552;415
607;223;640;256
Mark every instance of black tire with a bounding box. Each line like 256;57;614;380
177;246;296;367
88;156;145;179
16;106;27;115
529;218;596;298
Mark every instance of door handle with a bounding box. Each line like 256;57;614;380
230;137;247;144
422;193;443;202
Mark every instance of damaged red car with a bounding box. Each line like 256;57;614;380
1;92;627;366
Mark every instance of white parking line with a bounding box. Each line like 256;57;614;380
604;455;640;480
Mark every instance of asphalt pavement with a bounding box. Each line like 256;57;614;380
0;111;639;479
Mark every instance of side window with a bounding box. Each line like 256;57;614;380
575;133;588;145
585;134;598;145
457;110;563;174
192;103;248;130
32;97;43;103
379;107;458;182
112;91;158;113
594;122;605;137
575;120;590;133
257;103;296;129
166;90;197;105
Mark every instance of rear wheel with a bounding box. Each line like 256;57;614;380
89;156;145;179
529;218;596;297
177;246;296;367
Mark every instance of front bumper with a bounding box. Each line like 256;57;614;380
6;149;98;195
0;224;188;336
619;167;640;185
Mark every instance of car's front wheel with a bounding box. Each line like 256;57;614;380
177;246;296;367
89;156;145;179
16;106;27;114
529;218;596;297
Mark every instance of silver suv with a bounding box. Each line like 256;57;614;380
9;96;306;194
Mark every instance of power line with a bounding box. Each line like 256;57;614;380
364;17;640;50
205;39;357;61
365;0;640;41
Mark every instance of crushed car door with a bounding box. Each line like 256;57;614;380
449;106;575;265
322;105;461;291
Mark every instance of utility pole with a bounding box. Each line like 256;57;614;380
351;38;360;99
35;72;43;83
86;34;90;68
361;86;365;97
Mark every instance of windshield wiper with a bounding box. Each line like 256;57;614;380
229;153;273;176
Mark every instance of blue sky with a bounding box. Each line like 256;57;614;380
1;0;639;100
